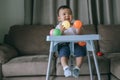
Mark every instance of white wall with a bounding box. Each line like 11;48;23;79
0;0;24;43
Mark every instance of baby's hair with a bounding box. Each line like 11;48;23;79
57;5;72;16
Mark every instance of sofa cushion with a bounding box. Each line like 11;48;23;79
54;75;109;80
6;25;53;55
98;25;120;53
81;25;99;52
81;24;97;34
0;44;18;64
56;56;109;76
2;55;56;77
3;77;54;80
111;56;120;79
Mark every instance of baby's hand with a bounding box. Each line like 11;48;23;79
73;20;83;34
60;24;66;34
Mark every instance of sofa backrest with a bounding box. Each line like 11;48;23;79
4;24;97;56
81;24;99;52
98;24;120;53
81;24;97;34
5;25;53;55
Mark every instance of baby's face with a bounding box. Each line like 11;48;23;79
58;8;72;23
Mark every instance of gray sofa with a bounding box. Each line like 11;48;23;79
0;24;119;80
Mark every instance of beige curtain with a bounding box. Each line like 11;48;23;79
24;0;67;25
70;0;120;25
24;0;120;25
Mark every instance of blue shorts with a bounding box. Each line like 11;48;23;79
58;43;86;58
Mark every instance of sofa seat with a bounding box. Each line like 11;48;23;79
2;55;56;77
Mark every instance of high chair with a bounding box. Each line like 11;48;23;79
46;34;101;80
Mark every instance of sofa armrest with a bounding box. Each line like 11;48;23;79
0;44;18;64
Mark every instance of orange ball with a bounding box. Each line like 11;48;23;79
73;20;82;29
78;41;86;46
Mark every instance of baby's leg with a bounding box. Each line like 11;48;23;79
58;44;72;77
73;44;86;78
60;56;69;67
74;44;86;67
75;56;84;68
58;44;70;67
